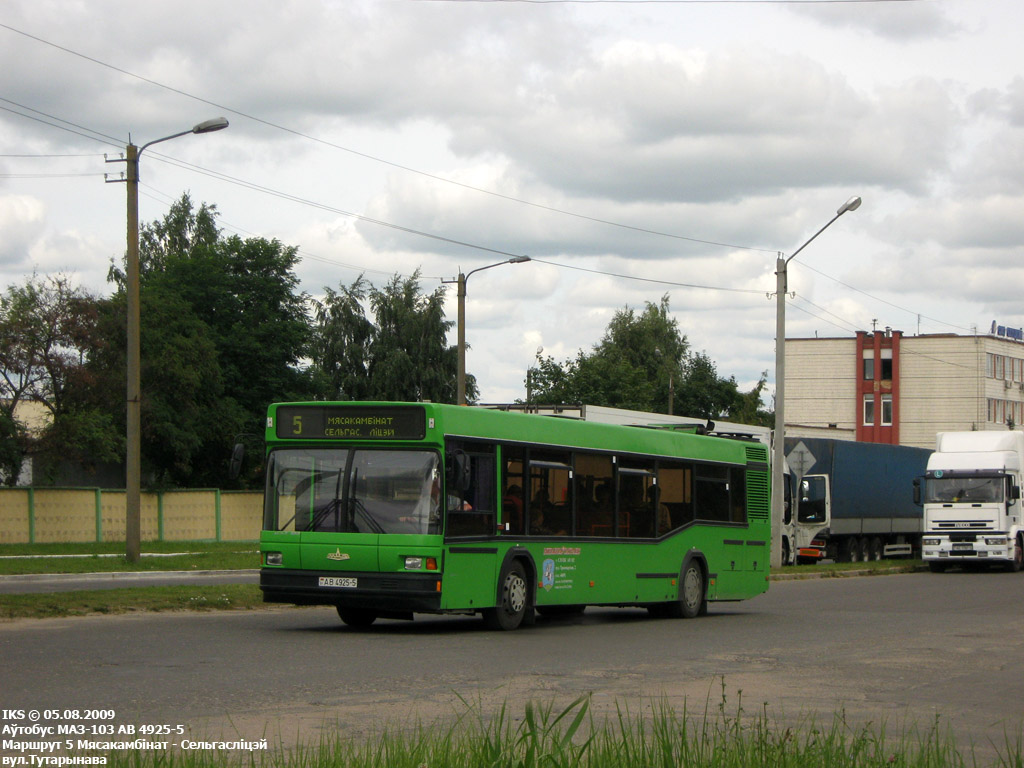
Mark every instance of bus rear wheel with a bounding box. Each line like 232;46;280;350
664;560;706;619
337;607;377;628
484;561;529;631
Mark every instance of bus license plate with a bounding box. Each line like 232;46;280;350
319;576;357;588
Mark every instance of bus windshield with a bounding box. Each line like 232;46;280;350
925;474;1004;504
265;448;442;535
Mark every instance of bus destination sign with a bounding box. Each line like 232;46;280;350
275;405;426;440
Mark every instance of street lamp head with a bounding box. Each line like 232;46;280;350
509;256;531;264
837;196;862;215
192;117;230;134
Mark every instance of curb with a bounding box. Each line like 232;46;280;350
770;564;928;581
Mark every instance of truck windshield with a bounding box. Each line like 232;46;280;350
264;448;442;535
925;475;1004;504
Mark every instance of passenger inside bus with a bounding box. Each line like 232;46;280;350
530;504;566;536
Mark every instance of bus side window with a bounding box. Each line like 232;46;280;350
528;450;572;536
730;468;747;524
656;462;692;534
575;453;614;537
618;460;656;538
502;444;527;535
445;442;496;537
695;464;730;523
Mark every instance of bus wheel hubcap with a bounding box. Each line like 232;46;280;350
683;569;700;608
505;574;526;614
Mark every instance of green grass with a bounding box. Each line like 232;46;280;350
0;583;263;619
0;541;262;619
771;559;926;577
0;540;259;574
93;693;1022;768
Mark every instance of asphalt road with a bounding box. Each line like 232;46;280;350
2;570;1023;760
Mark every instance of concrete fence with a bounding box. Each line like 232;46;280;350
0;488;263;544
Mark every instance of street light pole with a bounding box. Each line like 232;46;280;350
109;117;228;562
770;195;861;568
445;256;531;405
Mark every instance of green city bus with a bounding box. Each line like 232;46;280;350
258;401;770;630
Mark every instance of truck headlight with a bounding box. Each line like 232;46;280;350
922;538;940;546
404;557;423;570
985;537;1007;546
265;552;283;566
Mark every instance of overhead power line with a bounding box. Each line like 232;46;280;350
0;21;774;254
0;21;977;334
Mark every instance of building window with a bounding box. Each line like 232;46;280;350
881;394;893;426
880;349;893;380
862;351;874;380
987;354;995;379
863;394;875;426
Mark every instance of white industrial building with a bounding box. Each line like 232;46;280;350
785;326;1024;449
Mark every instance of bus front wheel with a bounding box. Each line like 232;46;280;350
337;606;377;628
484;561;529;631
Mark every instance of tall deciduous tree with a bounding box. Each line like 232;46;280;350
311;271;474;404
525;295;768;424
527;296;686;412
98;194;314;487
0;273;117;484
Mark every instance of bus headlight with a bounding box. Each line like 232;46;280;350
265;552;283;566
404;556;439;571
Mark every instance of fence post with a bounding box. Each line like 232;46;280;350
26;487;35;544
215;489;222;542
95;488;102;542
157;491;165;542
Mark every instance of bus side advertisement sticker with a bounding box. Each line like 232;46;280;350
542;547;580;591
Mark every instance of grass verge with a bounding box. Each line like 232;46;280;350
94;693;1021;768
0;540;259;574
771;558;925;578
0;583;263;620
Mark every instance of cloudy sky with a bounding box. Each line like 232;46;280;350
1;0;1021;407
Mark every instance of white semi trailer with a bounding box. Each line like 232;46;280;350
918;431;1024;572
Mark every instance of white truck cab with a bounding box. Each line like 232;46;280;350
919;431;1024;572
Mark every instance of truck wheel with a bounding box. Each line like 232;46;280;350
869;538;883;561
1006;535;1023;573
484;560;529;630
839;539;855;563
857;538;871;562
781;539;791;566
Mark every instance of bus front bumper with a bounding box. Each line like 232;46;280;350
260;568;443;612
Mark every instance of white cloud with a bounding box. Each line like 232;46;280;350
1;0;1023;405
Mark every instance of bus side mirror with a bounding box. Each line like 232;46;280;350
447;450;471;492
229;443;245;480
912;478;921;506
